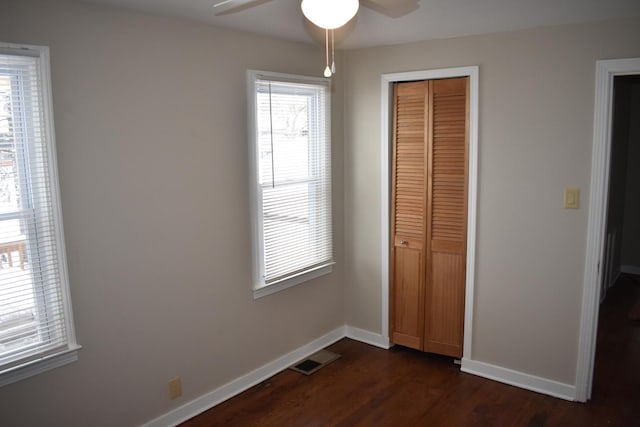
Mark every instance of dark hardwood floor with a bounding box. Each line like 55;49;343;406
183;275;640;426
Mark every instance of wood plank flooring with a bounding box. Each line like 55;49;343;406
183;275;640;426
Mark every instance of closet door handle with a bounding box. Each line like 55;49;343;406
400;240;408;246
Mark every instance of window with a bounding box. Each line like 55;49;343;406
0;43;79;386
248;70;333;298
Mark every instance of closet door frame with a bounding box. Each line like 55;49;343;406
381;66;479;361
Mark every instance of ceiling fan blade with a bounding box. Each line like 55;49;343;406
213;0;273;16
361;0;420;18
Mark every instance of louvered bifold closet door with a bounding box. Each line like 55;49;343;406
424;77;469;358
390;81;428;350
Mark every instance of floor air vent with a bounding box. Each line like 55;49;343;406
289;349;340;375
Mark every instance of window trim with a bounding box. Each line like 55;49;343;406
0;42;80;387
247;70;334;299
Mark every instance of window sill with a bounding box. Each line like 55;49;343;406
253;263;334;299
0;345;82;387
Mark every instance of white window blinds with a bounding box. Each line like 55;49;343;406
0;44;78;385
249;71;333;297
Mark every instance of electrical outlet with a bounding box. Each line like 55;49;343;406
168;376;182;400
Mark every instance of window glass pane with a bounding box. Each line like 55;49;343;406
263;183;312;277
257;92;311;185
0;71;38;358
0;75;22;214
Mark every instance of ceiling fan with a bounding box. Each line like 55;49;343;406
213;0;420;77
213;0;420;20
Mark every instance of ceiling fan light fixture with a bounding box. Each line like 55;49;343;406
301;0;359;30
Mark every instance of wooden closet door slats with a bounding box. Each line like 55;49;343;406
393;82;428;241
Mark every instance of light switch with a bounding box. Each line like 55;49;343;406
564;188;580;209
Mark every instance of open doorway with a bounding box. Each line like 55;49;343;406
591;74;640;403
577;58;640;402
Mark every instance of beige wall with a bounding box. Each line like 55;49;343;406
342;18;640;384
0;0;344;425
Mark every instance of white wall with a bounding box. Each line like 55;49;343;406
0;0;344;425
342;18;640;385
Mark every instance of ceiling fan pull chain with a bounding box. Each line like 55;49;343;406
324;28;332;77
331;29;336;74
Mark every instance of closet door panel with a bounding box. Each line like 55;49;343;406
424;77;468;358
390;81;428;349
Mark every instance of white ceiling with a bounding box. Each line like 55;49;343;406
79;0;640;49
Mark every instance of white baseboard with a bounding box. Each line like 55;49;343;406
345;326;391;349
621;265;640;275
142;326;346;427
461;358;576;401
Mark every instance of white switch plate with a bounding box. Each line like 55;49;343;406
564;188;580;209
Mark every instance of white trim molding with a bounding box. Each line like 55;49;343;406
462;359;576;401
380;66;479;359
0;346;80;388
576;57;640;402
